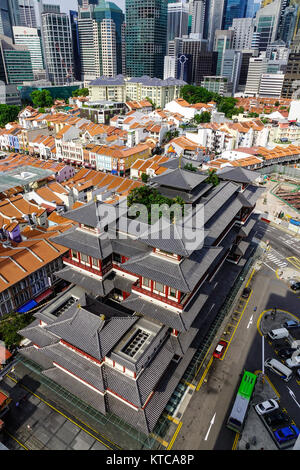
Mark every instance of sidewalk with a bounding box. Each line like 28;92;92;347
259;308;296;336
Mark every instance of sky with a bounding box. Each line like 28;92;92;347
48;0;125;13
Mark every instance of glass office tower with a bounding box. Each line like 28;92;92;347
223;0;247;30
125;0;168;78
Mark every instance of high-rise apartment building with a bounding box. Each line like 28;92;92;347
125;0;168;79
41;11;74;85
229;17;254;51
78;1;125;82
244;53;268;95
13;26;45;75
167;2;189;41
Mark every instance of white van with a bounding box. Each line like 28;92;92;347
264;358;292;382
286;356;300;368
267;328;289;341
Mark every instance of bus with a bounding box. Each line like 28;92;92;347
226;370;257;433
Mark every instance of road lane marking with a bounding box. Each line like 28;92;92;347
4;430;29;450
204;412;216;441
166;421;183;450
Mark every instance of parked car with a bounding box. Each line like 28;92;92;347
213;340;228;359
277;347;296;360
286;355;300;368
265;411;289;428
290;282;300;292
242;287;251;299
282;320;300;330
255;399;279;415
273;425;300;443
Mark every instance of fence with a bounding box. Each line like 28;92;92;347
257;164;300;180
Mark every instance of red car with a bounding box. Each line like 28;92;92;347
213;340;228;359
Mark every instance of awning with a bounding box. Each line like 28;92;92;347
17;299;38;313
34;288;53;303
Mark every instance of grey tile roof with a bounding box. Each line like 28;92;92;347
128;76;186;87
161;157;203;170
233;240;250;256
139;214;205;257
43;342;105;392
241;185;265;206
238;216;258;237
202;181;240;224
42;366;107;414
63;199;122;228
55;266;114;297
123;246;223;293
18;325;59;348
51;227;113;260
122;293;185;330
89;74;125;86
151;168;208;191
46;306;104;360
45;302;138;361
19;346;54;369
218;167;259;184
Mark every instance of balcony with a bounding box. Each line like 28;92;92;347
63;256;104;277
131;280;184;310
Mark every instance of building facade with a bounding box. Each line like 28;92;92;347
18;169;263;435
13;26;45;75
41;11;74;85
125;0;168;78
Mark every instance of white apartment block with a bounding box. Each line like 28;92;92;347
244;54;268;96
258;73;285;98
100;19;117;77
78;15;101;82
229;18;254;51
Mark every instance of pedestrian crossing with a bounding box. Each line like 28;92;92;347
266;250;288;268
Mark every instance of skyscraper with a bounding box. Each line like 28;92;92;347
18;0;37;28
70;10;81;82
41;11;74;85
78;0;125;82
0;1;13;39
167;2;189;41
125;0;168;79
222;0;247;30
206;0;226;50
0;34;34;84
13;26;45;75
252;0;281;51
282;30;300;98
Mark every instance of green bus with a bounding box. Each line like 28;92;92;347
227;371;257;433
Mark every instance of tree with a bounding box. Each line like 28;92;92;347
0;313;33;349
194;111;211;124
206;169;219;187
184;163;197;172
38;107;45;113
141;173;149;183
0;104;21;128
72;87;89;97
30;89;53;108
127;186;184;224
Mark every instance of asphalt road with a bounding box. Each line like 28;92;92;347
173;220;300;451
